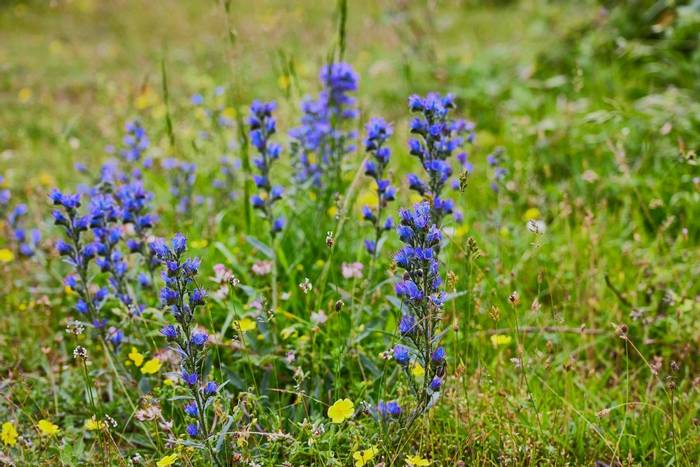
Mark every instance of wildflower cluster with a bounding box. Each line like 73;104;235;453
162;159;198;214
153;234;220;451
7;203;41;257
487;146;507;192
0;176;41;258
213;156;239;201
249;100;285;236
362;117;396;256
393;202;446;412
51;190;113;336
407;93;475;223
387;93;472;421
290;62;358;189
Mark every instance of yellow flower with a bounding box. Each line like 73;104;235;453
409;193;424;204
235;317;257;333
84;417;106;431
128;347;144;367
406;454;431;466
410;362;425;378
490;334;512;346
18;87;32;103
327;206;338;217
327;398;354;424
134;86;157;110
523;207;541;221
353;446;378;467
0;249;15;263
37;172;55;187
1;422;18;447
190;239;208;249
37;419;60;436
140;358;162;375
156;454;179;467
277;75;290;91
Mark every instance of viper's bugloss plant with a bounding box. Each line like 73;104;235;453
249;100;285;237
406;92;474;223
51;189;115;340
153;233;222;464
213;156;239;202
289;62;358;191
117;180;160;295
7;203;41;257
387;93;473;429
362;117;395;256
162;159;197;214
487;146;507;192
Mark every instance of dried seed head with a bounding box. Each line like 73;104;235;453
325;231;335;248
334;299;344;311
508;291;520;307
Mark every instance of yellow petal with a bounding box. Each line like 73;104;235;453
37;419;60;436
140;358;162;375
1;422;18;447
128;347;144;367
0;249;15;263
156;454;179;467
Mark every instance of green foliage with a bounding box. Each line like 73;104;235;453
0;1;698;465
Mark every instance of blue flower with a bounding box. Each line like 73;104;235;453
161;324;178;340
204;381;218;395
429;376;442;391
186;423;199;437
184;402;199;417
432;346;446;363
289;63;358;188
393;345;410;365
181;371;198;386
191;331;208;347
248;100;284;237
399;314;416;336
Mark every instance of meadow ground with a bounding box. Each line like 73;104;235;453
0;0;699;465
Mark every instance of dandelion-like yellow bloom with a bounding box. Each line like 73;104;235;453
490;334;512;346
128;347;144;367
1;422;18;447
410;362;425;377
236;317;257;333
406;454;431;466
156;454;179;467
0;249;15;263
37;419;60;436
353;446;378;467
327;398;354;424
523;207;541;221
140;358;162;375
84;417;106;431
190;239;208;249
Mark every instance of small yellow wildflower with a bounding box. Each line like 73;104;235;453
156;453;179;467
190;239;208;249
410;362;425;377
37;419;60;436
327;398;354;424
327;206;338;217
37;173;55;187
140;358;162;375
1;422;18;447
18;87;32;103
490;334;512;346
409;193;423;204
277;74;290;91
406;454;431;466
84;417;106;431
236;317;257;333
128;347;144;367
0;249;15;263
353;446;378;467
523;207;541;221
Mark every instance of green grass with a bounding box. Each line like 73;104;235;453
0;0;699;465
